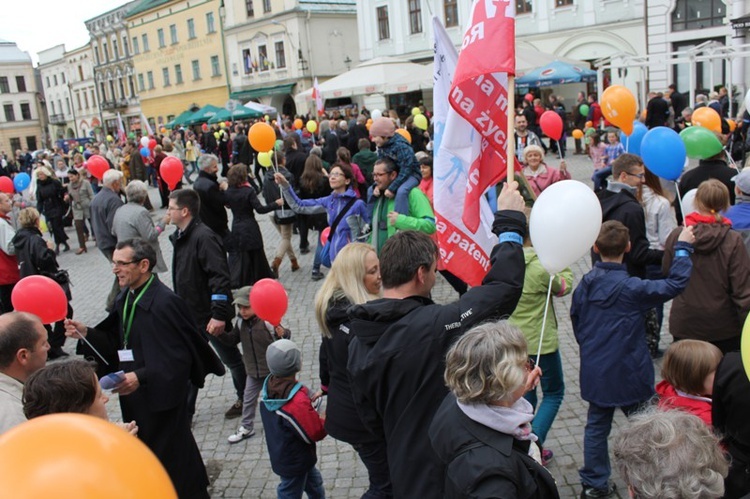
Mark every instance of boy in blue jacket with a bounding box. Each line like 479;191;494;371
260;339;327;498
571;220;694;498
369;117;421;216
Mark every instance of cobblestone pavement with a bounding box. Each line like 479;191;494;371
54;145;681;498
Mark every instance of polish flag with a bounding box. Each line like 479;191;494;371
116;112;127;143
140;112;154;137
312;77;324;117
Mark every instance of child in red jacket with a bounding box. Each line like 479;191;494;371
656;339;723;425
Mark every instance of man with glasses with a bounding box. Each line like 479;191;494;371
90;169;124;312
594;153;663;279
65;238;223;499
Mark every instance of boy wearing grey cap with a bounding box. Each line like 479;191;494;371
220;285;290;444
260;339;327;498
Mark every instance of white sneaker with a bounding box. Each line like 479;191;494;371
227;426;255;443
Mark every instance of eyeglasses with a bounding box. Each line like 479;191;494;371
329;172;344;178
624;171;645;180
111;260;138;268
372;172;389;178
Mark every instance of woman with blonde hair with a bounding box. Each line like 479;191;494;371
311;242;390;497
664;178;750;353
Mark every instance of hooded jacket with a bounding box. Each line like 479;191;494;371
656;380;712;425
346;210;526;498
260;376;326;476
594;183;663;278
571;247;692;407
663;222;750;343
376;132;421;193
193;170;228;237
676;158;737;223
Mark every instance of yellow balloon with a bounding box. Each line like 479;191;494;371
306;120;318;133
106;135;114;142
572;129;584;139
258;152;272;167
411;107;421;116
396;128;412;144
220;122;226;129
600;85;637;136
213;132;220;139
0;414;177;498
413;114;428;131
743;312;750;382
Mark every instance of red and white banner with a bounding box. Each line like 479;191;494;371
433;1;515;287
116;112;127;143
140;112;154;137
313;78;324;117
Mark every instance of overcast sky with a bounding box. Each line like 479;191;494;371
2;0;128;65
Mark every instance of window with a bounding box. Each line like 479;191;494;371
192;59;201;80
26;136;36;151
9;138;21;153
138;74;145;92
211;55;221;76
94;46;100;64
556;0;573;6
99;83;106;101
123;36;129;57
175;64;183;84
119;78;125;99
129;75;136;96
170;24;178;44
51;101;56;113
84;91;89;109
113;39;119;59
158;29;165;48
4;104;15;122
263;0;271;13
206;12;216;33
60;73;65;84
246;0;254;17
516;0;532;14
108;81;114;101
45;76;50;88
132;37;140;54
242;49;252;74
187;18;196;39
78;66;84;80
103;42;109;62
90;90;96;107
275;41;286;68
77;93;82;110
147;71;154;89
20;103;31;120
142;34;150;52
444;0;458;27
258;45;269;71
409;0;423;34
377;6;390;40
65;98;70;114
672;0;725;31
53;75;58;86
163;67;171;86
16;76;26;92
0;77;8;93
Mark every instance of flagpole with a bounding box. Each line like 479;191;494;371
507;76;516;185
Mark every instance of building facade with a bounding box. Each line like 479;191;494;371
0;40;43;155
85;1;141;137
66;45;100;140
126;0;229;128
38;45;76;142
224;0;358;116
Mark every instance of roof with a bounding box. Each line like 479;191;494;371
126;0;173;18
299;0;356;13
0;41;32;64
85;0;140;24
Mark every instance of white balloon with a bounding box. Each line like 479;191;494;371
140;136;149;147
530;180;602;274
371;109;382;120
680;188;697;217
744;89;750;114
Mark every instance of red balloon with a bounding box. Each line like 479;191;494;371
320;227;331;246
12;275;67;324
524;93;534;102
202;123;209;132
86;156;109;181
160;157;183;190
0;176;14;194
148;139;157;150
225;121;231;127
539;111;564;141
249;278;288;326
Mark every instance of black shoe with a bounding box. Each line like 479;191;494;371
311;270;324;281
63;243;70;252
300;247;310;255
48;346;69;360
581;483;616;498
224;400;243;419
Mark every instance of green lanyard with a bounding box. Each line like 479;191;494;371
122;275;154;348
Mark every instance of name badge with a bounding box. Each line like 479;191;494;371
118;349;134;362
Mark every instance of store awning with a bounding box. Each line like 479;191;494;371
230;83;296;101
185;104;223;125
207;105;264;124
166;110;195;128
731;13;750;29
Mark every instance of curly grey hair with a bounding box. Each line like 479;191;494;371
197;153;218;171
125;180;149;204
613;407;728;499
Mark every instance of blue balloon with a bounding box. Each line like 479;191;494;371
13;173;30;192
140;147;150;157
640;126;686;181
620;121;648;156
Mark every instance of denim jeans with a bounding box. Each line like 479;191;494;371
352;441;393;499
591;166;612;191
312;232;323;272
524;350;565;445
277;466;325;499
580;401;645;489
393;176;420;215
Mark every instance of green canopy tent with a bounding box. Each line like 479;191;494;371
207;105;264;124
165;110;195;129
184;104;223;126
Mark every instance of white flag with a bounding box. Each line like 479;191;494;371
140;112;154;136
313;78;324;117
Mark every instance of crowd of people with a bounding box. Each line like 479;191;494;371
0;96;748;499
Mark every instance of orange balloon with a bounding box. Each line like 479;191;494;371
600;85;637;135
572;129;584;139
585;121;593;129
0;414;177;498
293;118;303;130
248;122;277;152
692;107;722;133
396;128;412;143
728;119;737;132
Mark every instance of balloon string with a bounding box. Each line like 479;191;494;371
273;151;284;216
675;181;686;222
625;134;629;153
75;330;109;366
536;274;555;366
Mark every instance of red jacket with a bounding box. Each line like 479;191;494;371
0;215;19;285
656;380;712;425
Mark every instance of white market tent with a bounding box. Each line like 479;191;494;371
242;101;279;116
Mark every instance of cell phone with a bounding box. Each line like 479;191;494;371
99;371;126;390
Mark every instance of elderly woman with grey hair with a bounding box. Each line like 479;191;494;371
613;408;728;499
428;320;558;499
111;180;169;273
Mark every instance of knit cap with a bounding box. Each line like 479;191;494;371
266;339;301;377
369;117;396;138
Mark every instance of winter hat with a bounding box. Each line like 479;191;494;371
733;169;750;195
266;339;301;377
369;117;396;138
232;285;252;307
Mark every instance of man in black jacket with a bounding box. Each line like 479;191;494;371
193;153;228;237
168;189;246;419
283;136;307;186
347;181;527;499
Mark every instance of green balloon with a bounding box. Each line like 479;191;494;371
579;104;590;116
679;126;724;160
275;139;283;151
128;132;135;139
